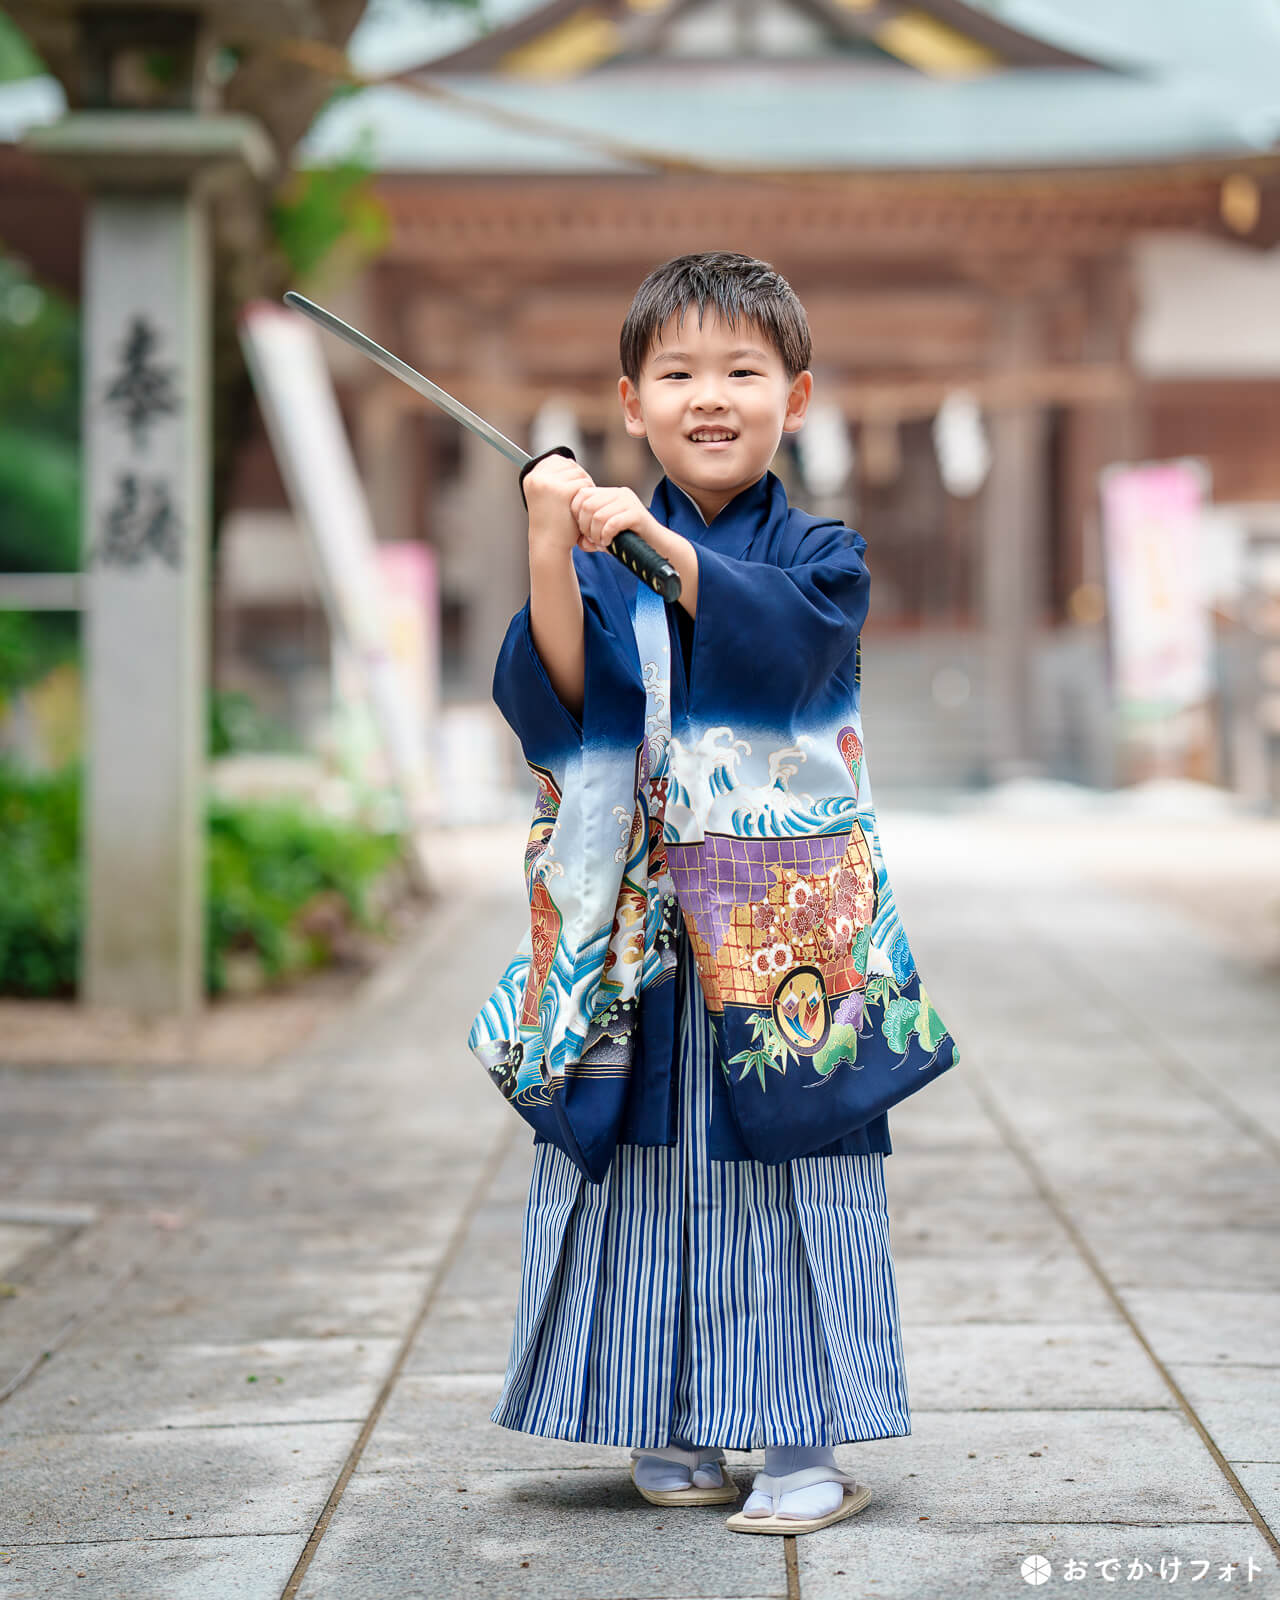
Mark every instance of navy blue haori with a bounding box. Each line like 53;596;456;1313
470;469;960;1184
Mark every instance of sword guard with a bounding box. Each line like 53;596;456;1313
517;444;682;604
518;444;579;508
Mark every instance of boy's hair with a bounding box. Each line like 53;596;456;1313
619;252;812;383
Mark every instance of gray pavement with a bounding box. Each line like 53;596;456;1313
1;813;1278;1600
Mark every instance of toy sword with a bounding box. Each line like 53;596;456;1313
282;291;681;603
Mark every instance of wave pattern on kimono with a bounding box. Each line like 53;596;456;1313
470;470;961;1182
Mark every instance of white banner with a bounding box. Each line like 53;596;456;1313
238;300;435;885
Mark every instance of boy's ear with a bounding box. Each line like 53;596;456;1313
781;370;814;435
619;375;648;439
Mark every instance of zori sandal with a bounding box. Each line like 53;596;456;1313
725;1466;871;1534
629;1445;740;1506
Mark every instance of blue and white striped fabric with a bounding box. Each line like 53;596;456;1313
490;935;913;1451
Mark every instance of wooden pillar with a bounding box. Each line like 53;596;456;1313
458;291;529;704
1057;253;1143;787
1072;254;1144;595
980;288;1050;782
355;386;421;545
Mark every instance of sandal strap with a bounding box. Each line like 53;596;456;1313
630;1445;725;1470
750;1465;859;1514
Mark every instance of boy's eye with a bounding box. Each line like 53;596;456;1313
660;370;690;380
730;368;760;377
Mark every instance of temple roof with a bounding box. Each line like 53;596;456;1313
298;65;1265;173
303;0;1280;172
1;0;1277;173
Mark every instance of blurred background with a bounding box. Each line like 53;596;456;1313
1;0;1279;1026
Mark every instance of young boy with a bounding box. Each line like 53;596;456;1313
469;252;959;1536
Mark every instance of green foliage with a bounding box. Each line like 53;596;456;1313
0;762;407;998
0;761;80;996
208;690;299;757
0;13;43;83
0;256;80;443
270;130;390;284
0;428;79;573
0;256;80;584
0;609;77;700
205;792;403;994
0;252;82;700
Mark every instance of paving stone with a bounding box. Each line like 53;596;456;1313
829;1409;1248;1526
0;1534;304;1600
1234;1462;1280;1533
900;1323;1172;1410
174;1213;455;1275
362;1372;627;1473
0;1336;400;1435
886;1197;1066;1255
0;1223;59;1276
893;1250;1117;1324
295;1464;788;1600
796;1519;1280;1600
404;1290;521;1377
88;1264;428;1343
1118;1290;1280;1367
1166;1363;1280;1463
1083;1225;1280;1292
0;1423;359;1542
877;1150;1042;1203
0;1209;182;1361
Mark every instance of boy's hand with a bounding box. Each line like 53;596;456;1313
570;484;666;554
524;453;596;561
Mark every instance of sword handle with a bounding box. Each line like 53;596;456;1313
518;446;683;604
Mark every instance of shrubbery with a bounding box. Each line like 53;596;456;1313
0;762;407;998
0;762;79;996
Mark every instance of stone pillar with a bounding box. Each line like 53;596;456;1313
27;113;273;1015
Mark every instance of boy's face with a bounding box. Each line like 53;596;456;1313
618;307;812;523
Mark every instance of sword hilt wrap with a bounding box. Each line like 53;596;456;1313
518;445;682;604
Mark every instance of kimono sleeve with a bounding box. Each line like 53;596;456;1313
492;551;643;765
687;522;869;723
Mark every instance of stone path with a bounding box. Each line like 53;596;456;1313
0;815;1277;1600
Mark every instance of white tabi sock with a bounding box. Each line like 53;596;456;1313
743;1443;844;1520
632;1436;725;1491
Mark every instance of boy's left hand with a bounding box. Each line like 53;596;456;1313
570;484;666;554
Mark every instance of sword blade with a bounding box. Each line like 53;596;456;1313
283;291;530;469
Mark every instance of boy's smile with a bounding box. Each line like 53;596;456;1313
619;308;812;524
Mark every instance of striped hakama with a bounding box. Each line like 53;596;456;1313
489;937;912;1451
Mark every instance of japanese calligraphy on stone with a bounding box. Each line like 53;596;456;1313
93;473;183;570
102;316;180;449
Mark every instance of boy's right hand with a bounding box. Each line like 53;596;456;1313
524;453;596;562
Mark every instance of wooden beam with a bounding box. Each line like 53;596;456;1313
358;361;1133;429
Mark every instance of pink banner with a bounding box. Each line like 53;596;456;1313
1100;459;1212;719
